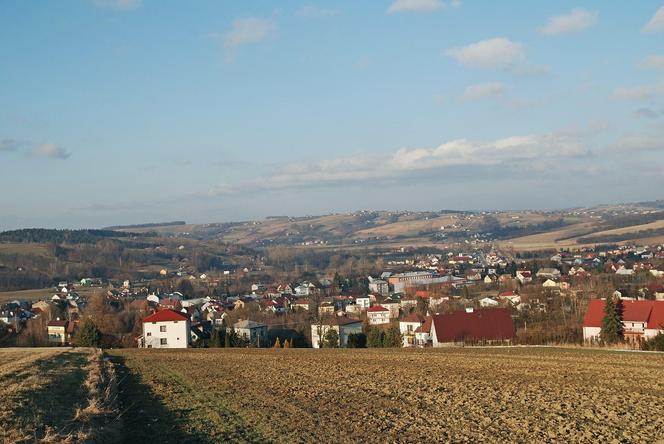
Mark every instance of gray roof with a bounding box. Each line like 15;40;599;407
234;319;266;329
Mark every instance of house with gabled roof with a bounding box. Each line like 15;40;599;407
47;319;69;345
367;305;390;325
430;308;515;347
582;299;664;344
138;309;190;349
399;313;426;347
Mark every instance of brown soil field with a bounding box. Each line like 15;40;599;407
0;286;103;303
108;347;664;443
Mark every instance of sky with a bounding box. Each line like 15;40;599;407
1;0;664;230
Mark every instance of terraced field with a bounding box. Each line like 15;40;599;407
109;347;664;443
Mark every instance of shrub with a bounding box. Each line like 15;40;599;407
347;333;367;348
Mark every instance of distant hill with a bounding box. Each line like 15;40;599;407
104;221;186;230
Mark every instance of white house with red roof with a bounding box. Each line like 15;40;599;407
582;299;664;344
399;313;426;347
367;305;390;325
583;299;664;342
139;309;190;348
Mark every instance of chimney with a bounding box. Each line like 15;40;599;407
465;307;474;313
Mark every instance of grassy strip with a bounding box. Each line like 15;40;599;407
108;351;270;444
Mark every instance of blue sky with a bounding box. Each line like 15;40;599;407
1;0;664;229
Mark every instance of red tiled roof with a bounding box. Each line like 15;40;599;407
431;309;514;343
143;309;188;323
47;320;67;327
414;316;432;334
367;306;389;312
648;302;664;329
498;291;516;297
583;299;664;327
401;313;425;323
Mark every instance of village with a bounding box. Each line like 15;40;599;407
1;241;663;352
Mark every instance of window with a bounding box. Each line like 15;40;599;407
160;338;167;345
160;325;167;332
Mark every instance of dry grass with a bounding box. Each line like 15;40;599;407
109;347;664;443
0;347;121;443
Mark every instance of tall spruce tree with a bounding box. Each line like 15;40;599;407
600;295;624;344
75;319;102;347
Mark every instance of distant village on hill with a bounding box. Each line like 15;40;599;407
1;203;664;352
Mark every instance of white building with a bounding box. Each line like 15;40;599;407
355;296;371;310
583;299;664;344
368;277;389;297
399;313;426;347
479;297;499;308
311;318;363;348
367;306;390;325
139;309;190;349
230;320;268;347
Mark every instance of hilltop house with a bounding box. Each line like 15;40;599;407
138;309;191;349
582;299;664;344
430;308;515;347
311;317;363;348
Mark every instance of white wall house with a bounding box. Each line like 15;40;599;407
230;320;268;347
399;314;426;347
367;306;390;325
139;309;190;349
368;278;389;297
355;296;371;310
311;318;363;348
583;299;664;344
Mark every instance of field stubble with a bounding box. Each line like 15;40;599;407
109;347;664;443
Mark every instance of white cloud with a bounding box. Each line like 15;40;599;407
388;0;442;14
30;143;70;159
611;133;664;152
93;0;142;10
222;17;276;61
210;131;589;194
644;6;664;32
462;82;506;100
612;81;664;100
640;55;664;70
296;5;339;18
446;37;525;69
540;8;597;35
